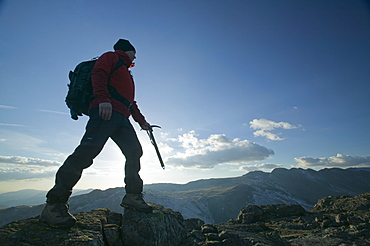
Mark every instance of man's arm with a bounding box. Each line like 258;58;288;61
130;101;151;129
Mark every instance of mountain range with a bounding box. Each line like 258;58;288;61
0;189;93;208
0;167;369;227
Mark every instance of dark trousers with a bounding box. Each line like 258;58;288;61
47;109;143;203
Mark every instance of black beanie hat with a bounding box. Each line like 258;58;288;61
113;39;136;52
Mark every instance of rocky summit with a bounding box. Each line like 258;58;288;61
0;192;369;246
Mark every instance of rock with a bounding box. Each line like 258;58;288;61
103;224;122;246
311;192;370;213
237;204;306;224
189;229;205;241
205;241;222;246
237;205;264;224
183;218;205;231
221;237;252;246
205;232;220;241
335;213;347;224
0;208;118;246
218;230;238;240
121;203;187;246
201;224;218;233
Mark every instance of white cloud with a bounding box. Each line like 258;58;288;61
157;142;174;154
252;130;284;141
37;109;69;115
0;167;57;181
249;118;300;141
0;155;61;181
240;163;283;172
166;131;274;169
294;153;370;168
0;105;17;109
0;123;25;127
0;156;61;167
250;118;297;131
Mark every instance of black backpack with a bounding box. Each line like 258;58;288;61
66;54;132;120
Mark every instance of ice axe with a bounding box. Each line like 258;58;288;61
146;125;165;169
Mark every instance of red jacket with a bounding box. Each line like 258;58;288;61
89;50;146;125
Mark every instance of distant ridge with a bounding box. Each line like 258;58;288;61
0;189;93;208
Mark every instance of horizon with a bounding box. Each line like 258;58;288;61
1;0;369;193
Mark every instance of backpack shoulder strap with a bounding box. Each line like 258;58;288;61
108;53;134;113
111;53;127;73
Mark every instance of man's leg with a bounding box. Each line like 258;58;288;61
111;115;144;193
41;109;120;227
111;116;152;212
47;109;117;202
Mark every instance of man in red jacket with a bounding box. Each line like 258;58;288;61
40;39;153;228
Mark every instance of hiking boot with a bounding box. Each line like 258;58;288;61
39;203;76;228
120;193;153;213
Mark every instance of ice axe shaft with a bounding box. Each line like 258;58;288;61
146;125;165;169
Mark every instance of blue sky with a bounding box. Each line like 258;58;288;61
0;0;369;193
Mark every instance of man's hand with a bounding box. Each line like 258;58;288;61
141;122;152;131
99;102;112;120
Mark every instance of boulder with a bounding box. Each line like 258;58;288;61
237;204;306;224
121;203;187;246
0;208;116;246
